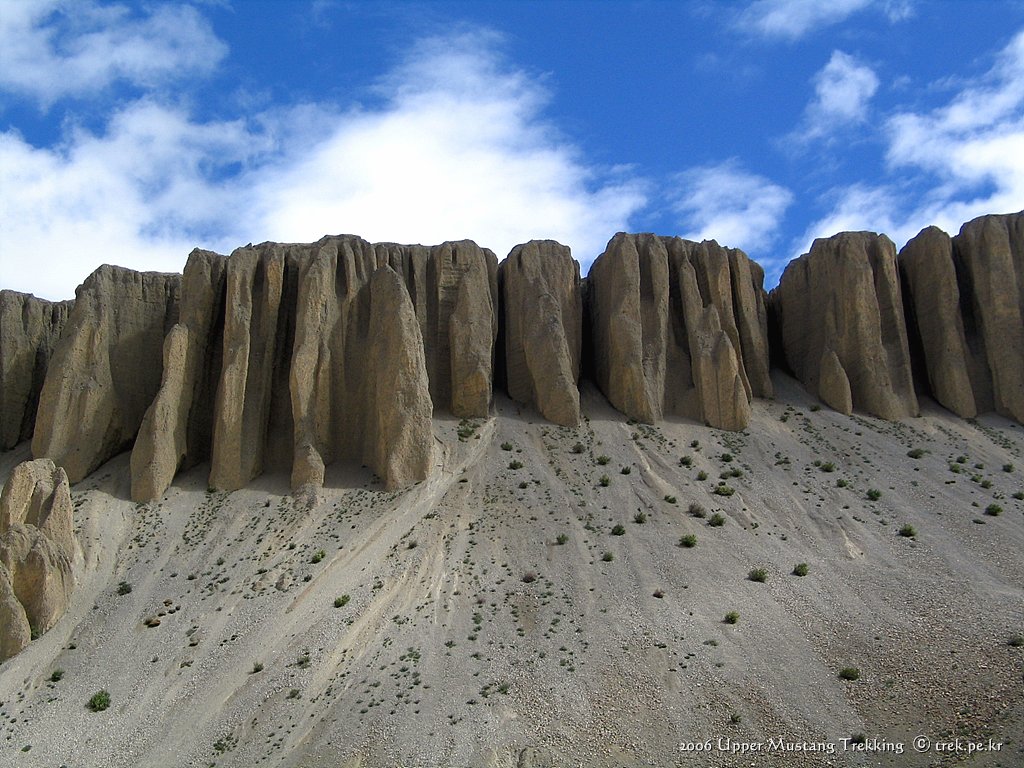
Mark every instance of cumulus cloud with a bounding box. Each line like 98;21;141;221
0;23;647;300
0;0;226;105
673;161;792;253
735;0;912;40
801;51;880;139
794;27;1024;268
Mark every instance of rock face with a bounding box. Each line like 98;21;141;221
952;213;1024;422
0;292;73;450
899;226;982;418
0;458;76;662
131;251;227;502
587;233;771;429
132;236;486;499
772;232;918;419
500;241;582;426
31;266;180;483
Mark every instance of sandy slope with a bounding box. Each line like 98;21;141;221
1;373;1022;768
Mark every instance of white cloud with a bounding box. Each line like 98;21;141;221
802;51;879;138
0;0;226;105
0;27;647;300
673;161;792;253
735;0;911;40
793;28;1024;270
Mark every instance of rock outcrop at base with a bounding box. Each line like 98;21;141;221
0;458;76;662
0;292;73;450
500;241;582;426
587;233;771;429
31;266;180;483
772;232;918;419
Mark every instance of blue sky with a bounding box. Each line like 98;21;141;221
1;0;1023;301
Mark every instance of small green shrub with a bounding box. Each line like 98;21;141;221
820;462;836;472
556;533;568;545
571;442;585;454
611;524;626;536
509;460;523;470
907;448;925;459
601;551;614;562
522;571;537;584
836;478;849;488
1009;636;1023;648
679;455;693;467
117;581;132;596
838;667;860;681
633;512;647;524
1012;491;1024;500
866;489;882;501
252;662;264;673
792;563;809;577
1003;463;1014;473
678;534;697;548
708;513;726;527
985;504;1003;516
598;475;611;487
620;466;631;475
297;652;311;668
723;611;739;625
501;442;513;451
49;669;64;682
747;568;767;583
688;502;706;518
898;524;916;538
696;471;708;481
334;595;350;608
720;453;733;463
87;690;111;712
664;495;677;504
596;455;610;465
518;481;528;489
311;549;325;564
713;484;735;497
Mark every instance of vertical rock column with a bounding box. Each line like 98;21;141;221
0;292;73;450
500;240;583;426
772;231;918;419
131;250;227;501
32;266;180;482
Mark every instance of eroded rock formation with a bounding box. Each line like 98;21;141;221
0;458;76;662
31;265;180;482
772;232;918;419
588;233;771;429
0;292;73;450
501;241;582;426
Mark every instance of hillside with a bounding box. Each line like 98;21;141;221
2;377;1022;767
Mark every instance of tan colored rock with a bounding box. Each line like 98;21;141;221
953;212;1024;422
363;266;433;488
772;232;918;420
818;348;853;416
131;250;227;501
0;562;31;661
899;226;980;418
0;291;72;450
31;266;180;482
501;241;582;426
209;247;285;491
0;458;75;662
588;233;770;429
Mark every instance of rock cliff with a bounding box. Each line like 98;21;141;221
0;292;73;450
31;265;181;483
500;241;582;426
772;232;918;419
0;458;76;662
587;233;771;429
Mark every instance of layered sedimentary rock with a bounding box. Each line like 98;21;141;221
588;233;771;429
131;251;227;501
0;459;76;662
500;241;582;426
0;292;73;450
31;266;180;482
772;232;918;419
